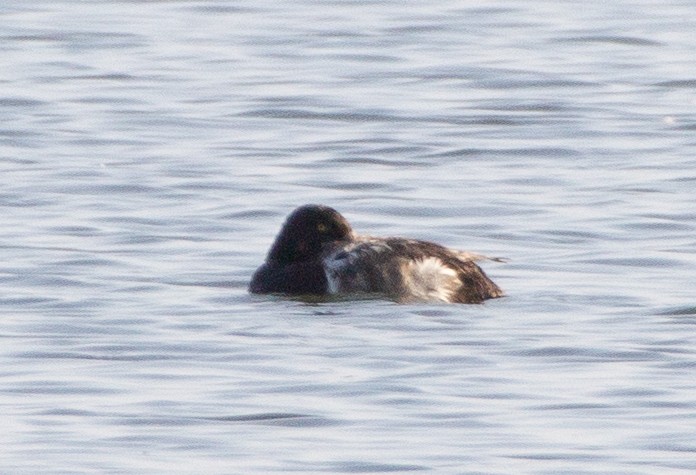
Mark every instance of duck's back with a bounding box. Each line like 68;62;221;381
324;237;503;303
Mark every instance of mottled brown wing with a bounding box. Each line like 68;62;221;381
382;238;504;304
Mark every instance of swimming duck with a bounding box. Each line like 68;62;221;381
249;204;503;304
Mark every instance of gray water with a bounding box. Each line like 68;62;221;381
2;1;696;473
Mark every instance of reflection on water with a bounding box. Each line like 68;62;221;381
1;0;696;473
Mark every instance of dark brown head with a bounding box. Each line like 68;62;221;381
266;204;354;264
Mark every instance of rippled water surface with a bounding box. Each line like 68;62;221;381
2;1;696;473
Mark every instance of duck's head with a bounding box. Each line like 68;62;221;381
266;204;354;264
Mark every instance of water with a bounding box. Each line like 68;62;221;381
2;0;695;473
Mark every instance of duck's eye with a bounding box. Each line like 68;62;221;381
317;223;328;233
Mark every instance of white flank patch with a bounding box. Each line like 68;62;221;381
323;255;343;294
322;244;360;294
403;257;458;302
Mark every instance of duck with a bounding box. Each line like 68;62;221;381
249;204;504;304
